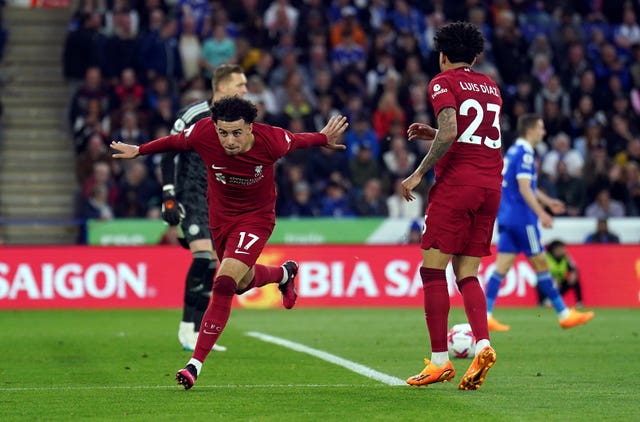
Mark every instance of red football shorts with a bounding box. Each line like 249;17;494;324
210;215;275;267
421;183;501;257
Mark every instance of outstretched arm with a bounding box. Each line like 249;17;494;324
287;115;349;151
320;115;349;150
111;132;191;159
401;107;457;201
111;141;140;159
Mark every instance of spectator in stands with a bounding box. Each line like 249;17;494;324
145;75;178;113
82;161;119;206
112;110;148;146
264;0;299;39
75;133;111;185
175;0;211;37
352;178;388;217
311;94;341;132
492;9;530;87
178;13;202;83
103;0;139;38
574;120;607;159
349;143;381;190
139;15;184;88
615;138;640;168
304;44;331;87
585;188;626;218
72;97;111;153
570;95;604;138
559;42;590;91
614;7;640;53
114;67;146;110
584;218;621;243
329;5;366;49
554;160;587;216
303;139;349;194
607;114;636;157
365;49;400;100
69;66;114;129
542;132;585;180
104;7;139;81
114;160;161;218
382;136;417;182
344;112;379;160
63;12;105;85
280;181;318;217
269;50;307;90
535;75;571;117
78;183;115;221
331;28;367;73
76;183;115;244
625;161;640;215
200;25;236;83
372;91;406;142
147;95;174;134
320;180;353;217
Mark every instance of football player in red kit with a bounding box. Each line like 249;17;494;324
111;96;348;389
401;22;503;390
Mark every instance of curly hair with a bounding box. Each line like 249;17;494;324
210;96;258;124
434;22;484;64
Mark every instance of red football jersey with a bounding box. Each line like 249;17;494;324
428;67;503;191
139;119;326;226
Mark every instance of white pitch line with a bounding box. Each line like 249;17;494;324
0;384;382;392
245;331;406;386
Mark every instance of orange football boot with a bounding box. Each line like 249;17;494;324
458;346;496;390
406;359;455;386
487;316;510;331
559;308;595;329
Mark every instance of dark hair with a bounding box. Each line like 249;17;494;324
212;64;244;91
434;22;484;64
210;96;257;123
547;239;565;253
517;113;542;137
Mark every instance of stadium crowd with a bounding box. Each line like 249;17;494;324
63;0;640;238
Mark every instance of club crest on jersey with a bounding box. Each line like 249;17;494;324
431;83;448;99
255;165;263;177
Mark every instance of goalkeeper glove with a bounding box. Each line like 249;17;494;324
161;184;186;226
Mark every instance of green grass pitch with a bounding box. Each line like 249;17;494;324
0;307;638;421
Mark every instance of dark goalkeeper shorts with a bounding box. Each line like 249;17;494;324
176;151;210;244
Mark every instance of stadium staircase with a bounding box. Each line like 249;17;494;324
0;5;77;244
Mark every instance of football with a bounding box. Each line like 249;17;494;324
447;323;476;359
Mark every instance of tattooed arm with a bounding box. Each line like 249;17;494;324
401;107;457;201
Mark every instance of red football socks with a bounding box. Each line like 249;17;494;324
457;276;490;342
420;267;450;353
252;264;285;288
193;275;236;362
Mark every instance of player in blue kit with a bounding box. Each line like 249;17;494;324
485;114;594;331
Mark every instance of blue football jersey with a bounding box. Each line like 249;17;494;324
498;138;538;226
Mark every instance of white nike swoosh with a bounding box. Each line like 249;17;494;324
234;249;250;255
211;165;227;170
202;330;218;335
